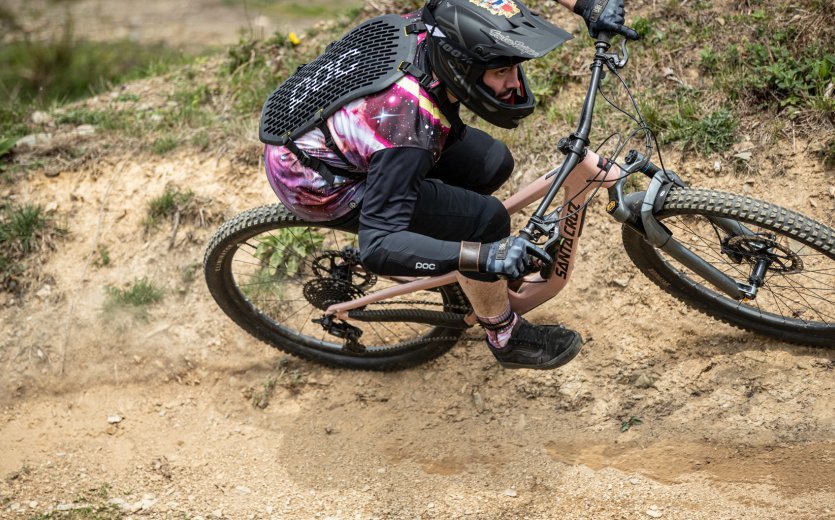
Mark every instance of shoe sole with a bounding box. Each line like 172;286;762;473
496;334;583;370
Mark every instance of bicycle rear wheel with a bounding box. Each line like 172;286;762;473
622;188;835;346
203;204;470;370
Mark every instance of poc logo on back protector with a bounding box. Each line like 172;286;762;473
415;262;436;270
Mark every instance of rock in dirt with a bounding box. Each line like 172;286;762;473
16;133;53;149
35;285;52;300
612;277;630;288
108;498;131;511
134;496;157;511
646;506;663;518
472;391;486;413
634;372;655;389
31;111;53;125
74;125;96;136
503;488;518;498
107;415;123;424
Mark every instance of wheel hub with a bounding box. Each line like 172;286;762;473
305;248;374;311
724;235;803;274
311;248;376;288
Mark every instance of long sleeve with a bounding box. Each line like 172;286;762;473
358;147;463;276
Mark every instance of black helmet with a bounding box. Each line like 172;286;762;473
422;0;572;129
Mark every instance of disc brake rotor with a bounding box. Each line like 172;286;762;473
311;249;376;289
726;235;803;274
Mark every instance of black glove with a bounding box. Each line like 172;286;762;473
574;0;639;40
459;237;552;280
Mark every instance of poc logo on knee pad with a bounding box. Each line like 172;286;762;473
415;262;436;271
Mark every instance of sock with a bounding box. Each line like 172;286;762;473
477;306;518;349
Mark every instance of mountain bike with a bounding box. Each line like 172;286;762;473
203;35;835;370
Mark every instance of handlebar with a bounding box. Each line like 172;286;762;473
519;33;634;279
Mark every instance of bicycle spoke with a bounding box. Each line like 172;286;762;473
644;201;835;335
227;225;460;350
780;273;833;322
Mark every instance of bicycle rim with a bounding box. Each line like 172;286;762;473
205;205;469;366
624;189;835;345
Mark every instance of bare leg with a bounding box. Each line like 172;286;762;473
455;274;509;316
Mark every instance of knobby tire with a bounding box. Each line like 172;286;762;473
623;188;835;347
203;204;470;370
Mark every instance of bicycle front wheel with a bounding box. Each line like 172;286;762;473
622;188;835;347
203;204;470;370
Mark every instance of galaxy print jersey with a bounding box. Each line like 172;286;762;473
265;16;451;222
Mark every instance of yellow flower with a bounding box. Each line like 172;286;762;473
289;32;301;46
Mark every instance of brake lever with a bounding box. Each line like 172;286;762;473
600;37;629;69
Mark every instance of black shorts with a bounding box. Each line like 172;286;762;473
411;127;513;243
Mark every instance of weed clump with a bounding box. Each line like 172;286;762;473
143;186;195;230
102;277;164;324
0;203;63;292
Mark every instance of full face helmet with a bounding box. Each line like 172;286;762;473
422;0;572;129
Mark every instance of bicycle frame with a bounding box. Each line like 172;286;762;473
325;37;759;324
324;150;622;322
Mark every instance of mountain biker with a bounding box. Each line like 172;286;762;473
264;0;638;369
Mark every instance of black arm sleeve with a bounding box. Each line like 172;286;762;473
358;147;462;276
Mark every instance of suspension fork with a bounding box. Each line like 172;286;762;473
610;149;772;300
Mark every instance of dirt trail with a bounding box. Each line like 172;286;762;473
2;1;835;518
1;140;833;518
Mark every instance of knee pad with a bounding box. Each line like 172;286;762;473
479;141;514;195
479;197;511;243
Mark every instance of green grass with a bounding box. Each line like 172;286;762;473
0;203;61;279
30;504;124;519
150;136;179;155
102;277;165;324
105;278;164;307
28;482;123;518
95;245;110;267
0;14;187;107
143;187;194;229
667;108;737;155
0;204;46;254
636;88;737;155
0;9;191;146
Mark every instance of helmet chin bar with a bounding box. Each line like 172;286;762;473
421;0;571;129
457;65;533;129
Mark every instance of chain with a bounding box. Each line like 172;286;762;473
364;299;472;313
